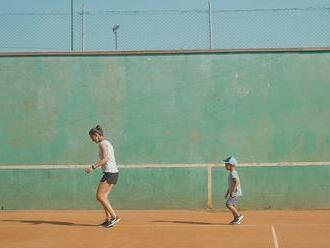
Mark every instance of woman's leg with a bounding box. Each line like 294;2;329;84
96;181;117;219
103;187;112;218
96;182;111;219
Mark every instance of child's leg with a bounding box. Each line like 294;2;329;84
226;204;240;219
226;197;241;219
96;182;117;219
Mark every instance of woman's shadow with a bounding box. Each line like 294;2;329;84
152;220;228;226
2;219;96;227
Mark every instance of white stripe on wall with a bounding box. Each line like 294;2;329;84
1;162;329;210
0;161;329;169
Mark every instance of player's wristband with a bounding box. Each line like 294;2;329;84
91;165;96;170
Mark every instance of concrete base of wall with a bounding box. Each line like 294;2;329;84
1;164;329;210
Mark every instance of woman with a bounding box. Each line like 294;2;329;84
85;125;120;228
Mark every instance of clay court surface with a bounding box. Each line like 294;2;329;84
1;210;329;248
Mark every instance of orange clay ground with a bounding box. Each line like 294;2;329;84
1;210;330;248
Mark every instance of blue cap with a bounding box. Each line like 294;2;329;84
223;156;238;166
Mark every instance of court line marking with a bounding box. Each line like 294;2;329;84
0;161;330;169
272;225;279;248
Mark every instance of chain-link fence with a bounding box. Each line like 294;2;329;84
0;7;329;51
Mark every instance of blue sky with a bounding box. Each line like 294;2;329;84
1;0;329;12
0;1;329;51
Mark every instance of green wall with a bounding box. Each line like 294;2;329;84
0;165;329;210
0;167;207;210
0;51;330;209
213;165;330;209
1;52;330;164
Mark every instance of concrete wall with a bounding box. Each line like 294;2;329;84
1;51;330;165
1;164;329;210
0;50;330;209
0;167;208;210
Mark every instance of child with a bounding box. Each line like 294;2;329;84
224;156;244;224
84;125;120;228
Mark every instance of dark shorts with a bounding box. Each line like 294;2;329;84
100;172;119;185
226;196;240;206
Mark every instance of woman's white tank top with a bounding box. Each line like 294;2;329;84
98;140;118;173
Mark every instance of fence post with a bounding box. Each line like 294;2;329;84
81;4;85;51
208;1;213;49
71;0;74;50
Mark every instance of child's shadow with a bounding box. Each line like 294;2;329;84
2;219;95;227
152;220;228;226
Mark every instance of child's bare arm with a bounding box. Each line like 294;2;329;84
225;189;229;199
229;178;238;197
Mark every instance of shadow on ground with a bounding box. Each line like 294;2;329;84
2;219;95;227
152;220;229;225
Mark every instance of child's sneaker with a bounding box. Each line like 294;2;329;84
229;219;236;224
237;215;244;223
232;215;244;225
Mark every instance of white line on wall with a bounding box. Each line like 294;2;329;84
0;161;329;169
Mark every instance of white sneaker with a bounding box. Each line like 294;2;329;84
232;215;244;225
109;216;121;227
237;215;244;224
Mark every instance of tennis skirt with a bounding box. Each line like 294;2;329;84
100;172;119;185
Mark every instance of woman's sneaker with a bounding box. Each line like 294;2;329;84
104;216;121;228
99;219;110;227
